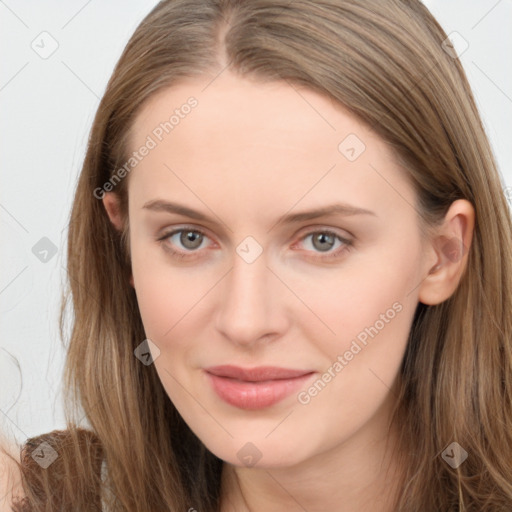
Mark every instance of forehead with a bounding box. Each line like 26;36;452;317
131;71;369;156
126;71;415;225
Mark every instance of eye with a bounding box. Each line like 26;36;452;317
157;226;353;262
157;227;212;259
293;229;353;260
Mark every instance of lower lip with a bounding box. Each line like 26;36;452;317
205;371;315;410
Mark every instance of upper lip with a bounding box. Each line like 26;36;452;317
205;365;314;382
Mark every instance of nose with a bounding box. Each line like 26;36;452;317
215;248;289;348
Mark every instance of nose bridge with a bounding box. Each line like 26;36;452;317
215;246;285;345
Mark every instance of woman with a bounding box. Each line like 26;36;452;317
2;0;512;510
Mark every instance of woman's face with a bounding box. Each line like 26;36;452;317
108;71;435;468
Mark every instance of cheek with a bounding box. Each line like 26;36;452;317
298;303;413;445
130;242;221;352
132;260;175;339
291;243;420;424
283;238;420;356
130;238;181;339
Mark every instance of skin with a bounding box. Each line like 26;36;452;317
103;71;474;511
0;438;24;510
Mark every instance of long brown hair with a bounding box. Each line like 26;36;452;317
4;0;512;510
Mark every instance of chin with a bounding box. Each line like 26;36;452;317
201;434;314;470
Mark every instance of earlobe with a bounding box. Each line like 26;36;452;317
102;192;124;231
418;199;475;306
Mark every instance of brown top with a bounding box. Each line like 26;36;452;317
1;429;104;511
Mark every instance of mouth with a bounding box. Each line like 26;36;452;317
204;365;316;410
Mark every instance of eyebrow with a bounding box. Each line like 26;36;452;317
142;199;376;225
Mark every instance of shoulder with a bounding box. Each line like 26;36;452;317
0;437;24;511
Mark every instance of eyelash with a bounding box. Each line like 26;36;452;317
156;226;353;262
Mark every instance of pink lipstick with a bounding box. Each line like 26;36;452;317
204;365;315;410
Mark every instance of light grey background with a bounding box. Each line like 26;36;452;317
1;0;511;443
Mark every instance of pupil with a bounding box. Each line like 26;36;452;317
182;231;202;249
314;233;334;252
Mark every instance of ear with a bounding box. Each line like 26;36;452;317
418;199;475;306
102;192;124;231
102;192;134;288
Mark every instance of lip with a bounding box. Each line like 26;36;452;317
204;365;315;410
